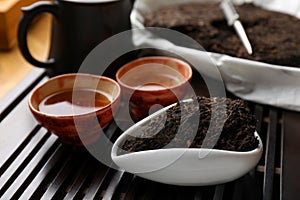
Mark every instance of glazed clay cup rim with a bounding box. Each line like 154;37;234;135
115;56;193;92
29;73;121;118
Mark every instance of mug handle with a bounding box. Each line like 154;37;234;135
18;1;59;68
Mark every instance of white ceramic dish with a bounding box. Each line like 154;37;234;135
111;101;263;186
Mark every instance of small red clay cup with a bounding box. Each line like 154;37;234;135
116;56;193;121
28;73;121;146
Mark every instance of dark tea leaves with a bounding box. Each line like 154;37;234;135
120;97;258;153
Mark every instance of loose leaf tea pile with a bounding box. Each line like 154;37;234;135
120;97;259;153
144;3;300;67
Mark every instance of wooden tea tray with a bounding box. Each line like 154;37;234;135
0;0;39;50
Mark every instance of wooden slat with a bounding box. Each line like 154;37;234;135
0;68;46;121
0;134;58;199
213;185;225;200
254;104;266;168
0;95;40;166
39;150;78;200
170;186;196;200
231;178;243;200
138;180;160;200
263;109;278;200
18;144;70;199
62;157;93;200
0;77;49;168
40;149;90;199
281;111;300;200
123;176;143;200
0;128;48;191
81;164;110;199
102;170;125;200
9;136;60;200
108;172;134;200
256;165;281;175
200;186;216;200
254;105;264;134
0;125;41;177
194;187;205;200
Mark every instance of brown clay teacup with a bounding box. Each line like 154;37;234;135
29;73;121;146
116;56;193;121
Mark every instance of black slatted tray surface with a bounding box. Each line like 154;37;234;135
0;69;299;200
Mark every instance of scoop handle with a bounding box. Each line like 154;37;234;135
220;0;239;26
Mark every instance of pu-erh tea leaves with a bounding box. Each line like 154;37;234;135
121;97;259;153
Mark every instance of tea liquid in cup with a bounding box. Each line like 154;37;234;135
39;89;111;116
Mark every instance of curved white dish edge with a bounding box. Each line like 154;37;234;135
111;100;263;186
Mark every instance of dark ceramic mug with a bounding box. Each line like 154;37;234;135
18;0;133;77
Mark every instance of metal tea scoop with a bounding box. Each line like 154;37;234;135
220;0;253;55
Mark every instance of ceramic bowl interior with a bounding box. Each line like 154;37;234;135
29;73;121;146
116;56;192;91
30;73;120;114
111;100;263;186
116;56;193;121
